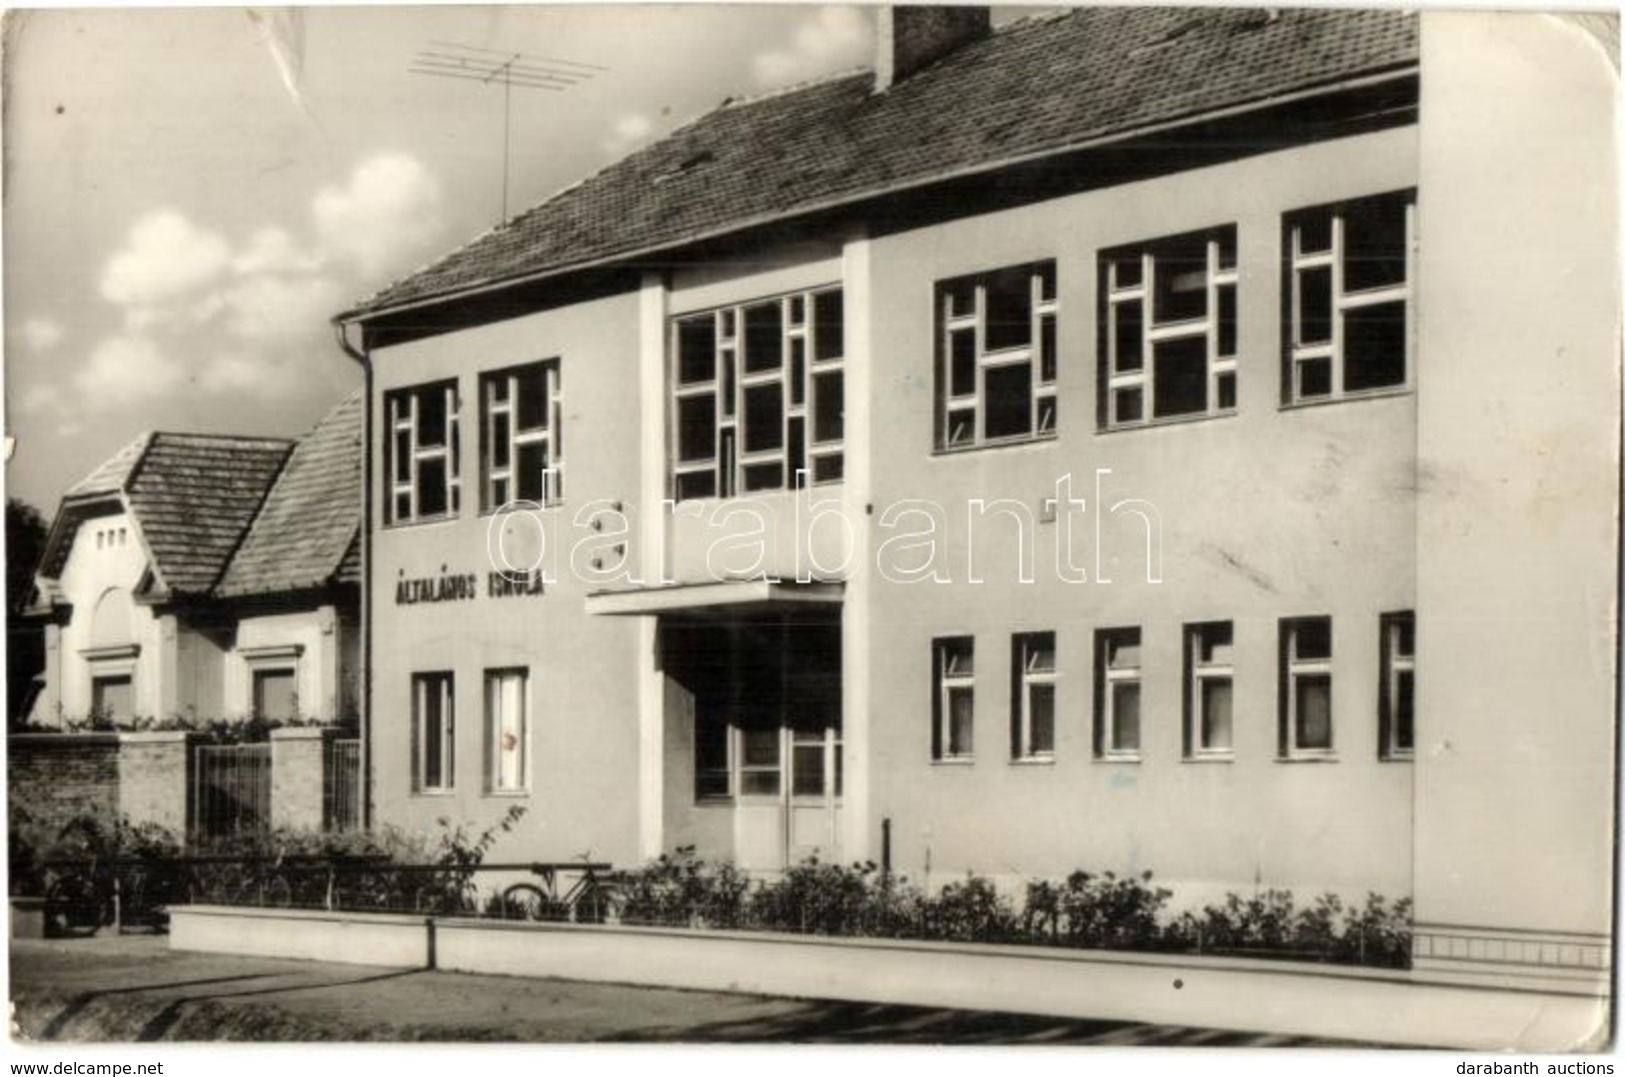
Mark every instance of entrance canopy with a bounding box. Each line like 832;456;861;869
583;579;843;618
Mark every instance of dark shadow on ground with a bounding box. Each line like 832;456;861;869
605;998;1332;1046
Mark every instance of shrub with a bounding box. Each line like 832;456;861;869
619;845;751;928
752;858;883;935
1055;870;1173;950
920;873;1018;944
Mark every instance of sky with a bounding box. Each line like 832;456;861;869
0;3;902;513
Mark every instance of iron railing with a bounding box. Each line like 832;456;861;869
325;738;362;832
191;743;271;842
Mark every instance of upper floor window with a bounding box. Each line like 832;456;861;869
935;261;1057;450
1100;227;1237;429
1283;191;1415;403
1010;632;1056;761
932;636;975;762
671;288;844;501
1379;612;1415;761
481;361;562;510
1279;617;1333;758
385;380;461;524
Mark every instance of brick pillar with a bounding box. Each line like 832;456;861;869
271;726;334;832
116;732;194;838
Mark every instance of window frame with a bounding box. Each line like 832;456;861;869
251;668;299;722
90;674;134;724
934;261;1058;451
484;667;530;794
384;380;462;525
1279;617;1335;759
1094;627;1142;761
1099;227;1238;430
1282;190;1416;406
1183;621;1235;760
670;286;844;501
1379;611;1415;761
480;361;562;511
931;636;976;763
412;671;456;793
1010;631;1056;762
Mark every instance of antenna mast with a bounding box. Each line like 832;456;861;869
410;42;606;222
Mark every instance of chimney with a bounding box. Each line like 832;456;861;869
875;5;991;92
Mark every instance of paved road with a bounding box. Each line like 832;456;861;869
11;935;1341;1044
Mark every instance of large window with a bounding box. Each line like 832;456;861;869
385;380;461;524
935;261;1057;450
1379;612;1415;761
1183;622;1234;759
413;672;455;792
1279;617;1333;757
1094;627;1142;759
932;637;975;761
672;288;844;500
484;668;528;793
1283;191;1415;403
481;362;561;509
1010;632;1056;761
1100;227;1237;428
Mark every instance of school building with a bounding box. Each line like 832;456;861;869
332;7;1617;995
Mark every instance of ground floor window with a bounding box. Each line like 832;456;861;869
413;672;455;792
252;668;298;722
1280;617;1334;757
1094;627;1142;759
485;668;529;792
932;637;975;761
1010;632;1055;761
1379;612;1415;760
91;674;133;723
1184;622;1234;758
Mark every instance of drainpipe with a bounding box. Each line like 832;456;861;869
335;319;374;832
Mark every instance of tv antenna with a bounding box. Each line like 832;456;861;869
411;41;607;221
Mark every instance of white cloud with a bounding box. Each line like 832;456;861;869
313;153;444;279
752;7;871;89
35;153;445;420
21;318;64;353
73;335;185;403
602;113;655;156
99;211;231;310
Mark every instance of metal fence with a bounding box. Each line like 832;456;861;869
325;738;362;832
191;743;271;843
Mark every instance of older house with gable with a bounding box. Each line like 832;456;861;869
27;392;362;730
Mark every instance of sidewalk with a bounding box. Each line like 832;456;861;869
10;936;1339;1044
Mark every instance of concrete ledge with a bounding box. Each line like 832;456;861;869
168;905;430;969
166;908;1610;1049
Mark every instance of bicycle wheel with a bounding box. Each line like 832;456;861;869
45;873;112;937
498;883;552;921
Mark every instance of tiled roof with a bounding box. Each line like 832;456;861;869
66;433;152;498
123;434;294;595
343;6;1418;319
215;391;363;599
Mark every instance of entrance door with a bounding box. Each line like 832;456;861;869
731;720;842;872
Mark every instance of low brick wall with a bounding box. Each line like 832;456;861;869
7;734;120;836
117;732;194;834
8;728;343;843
